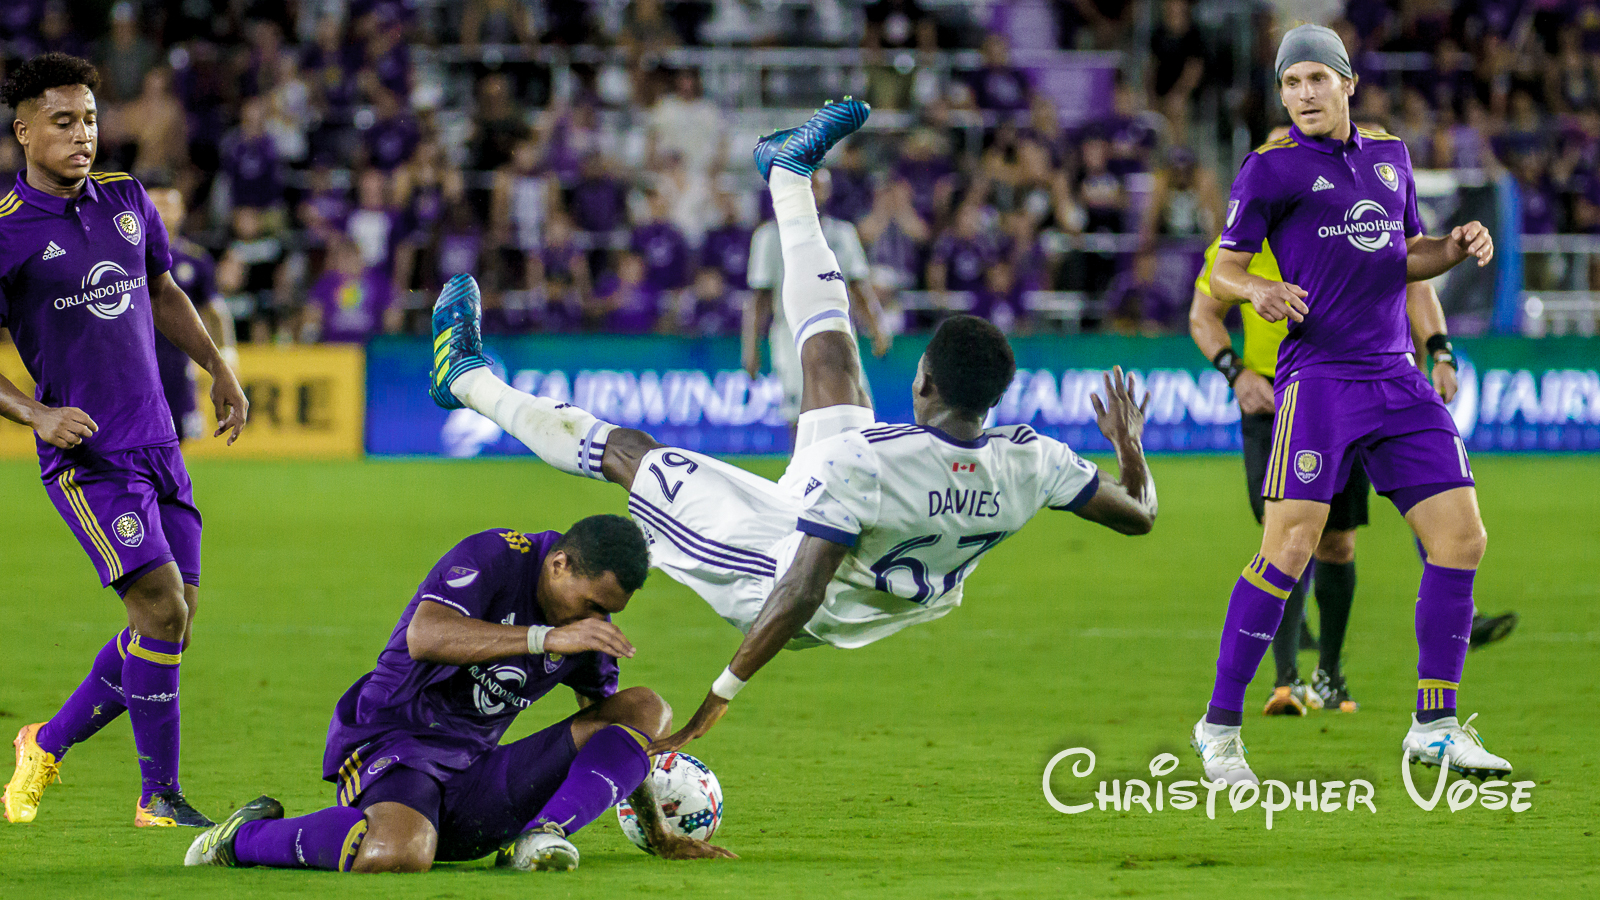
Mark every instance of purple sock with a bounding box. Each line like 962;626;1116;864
122;633;182;797
235;806;369;871
1415;562;1475;723
1207;554;1299;726
36;629;131;758
528;724;651;834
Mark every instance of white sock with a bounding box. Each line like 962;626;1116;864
769;168;853;349
452;368;614;480
1200;720;1240;738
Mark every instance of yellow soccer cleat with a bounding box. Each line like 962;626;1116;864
4;723;62;824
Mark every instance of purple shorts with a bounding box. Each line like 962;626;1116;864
43;444;202;594
331;713;581;862
1265;369;1473;514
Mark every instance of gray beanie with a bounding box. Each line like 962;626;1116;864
1275;24;1353;84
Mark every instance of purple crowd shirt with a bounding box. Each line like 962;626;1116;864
223;133;282;208
699;224;752;290
0;172;176;478
1220;124;1423;381
308;267;393;343
322;529;618;783
632;221;692;290
930;232;1000;292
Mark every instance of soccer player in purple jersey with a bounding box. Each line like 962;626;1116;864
148;184;238;442
185;516;733;873
1189;26;1509;784
0;54;248;828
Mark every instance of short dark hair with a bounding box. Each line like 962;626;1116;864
554;514;650;593
2;53;100;111
924;315;1016;415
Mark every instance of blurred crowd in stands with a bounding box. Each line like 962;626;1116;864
1;0;1596;344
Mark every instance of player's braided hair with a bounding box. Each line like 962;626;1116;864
554;514;650;593
2;53;100;111
924;315;1017;415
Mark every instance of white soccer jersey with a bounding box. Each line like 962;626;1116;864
771;422;1100;647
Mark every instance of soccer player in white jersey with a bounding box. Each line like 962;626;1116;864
429;100;1158;753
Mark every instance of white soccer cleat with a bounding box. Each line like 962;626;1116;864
1191;718;1260;784
496;822;580;872
1402;712;1512;780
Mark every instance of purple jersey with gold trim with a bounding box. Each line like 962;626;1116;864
0;172;175;480
1219;125;1422;381
322;529;619;784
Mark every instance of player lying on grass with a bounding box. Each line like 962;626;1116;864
185;515;733;873
429;99;1158;756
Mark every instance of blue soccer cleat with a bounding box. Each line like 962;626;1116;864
753;98;870;183
430;273;491;410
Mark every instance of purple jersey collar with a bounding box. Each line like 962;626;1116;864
1288;123;1363;155
14;170;100;214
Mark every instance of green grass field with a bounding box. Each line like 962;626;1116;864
2;455;1596;898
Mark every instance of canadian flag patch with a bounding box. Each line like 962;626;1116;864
952;462;977;473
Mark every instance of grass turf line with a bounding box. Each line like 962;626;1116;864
0;457;1595;898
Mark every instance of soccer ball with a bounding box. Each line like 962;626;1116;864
616;752;723;854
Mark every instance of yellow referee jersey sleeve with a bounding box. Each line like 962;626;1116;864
1194;236;1288;378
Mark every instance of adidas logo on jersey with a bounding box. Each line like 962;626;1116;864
804;477;822;496
42;241;66;260
1312;176;1335;192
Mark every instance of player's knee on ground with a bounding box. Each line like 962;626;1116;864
601;428;665;490
120;568;189;641
1314;528;1357;565
350;803;436;874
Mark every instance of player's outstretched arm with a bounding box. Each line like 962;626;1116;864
406;600;636;666
647;535;849;755
1074;366;1157;535
149;271;249;444
1211;248;1309;324
1406;222;1493;282
0;372;97;448
624;777;738;860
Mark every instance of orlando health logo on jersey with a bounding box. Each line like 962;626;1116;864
52;260;147;320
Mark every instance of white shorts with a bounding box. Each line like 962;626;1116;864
627;406;873;645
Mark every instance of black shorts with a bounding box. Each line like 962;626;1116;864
1241;411;1370;531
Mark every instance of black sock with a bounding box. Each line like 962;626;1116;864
1316;560;1357;676
1271;578;1309;686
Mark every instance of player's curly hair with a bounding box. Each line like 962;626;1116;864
555;514;650;593
924;315;1017;415
1;52;100;110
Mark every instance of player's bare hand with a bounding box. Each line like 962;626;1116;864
870;329;893;358
1451;221;1494;267
647;692;729;755
1091;366;1149;447
546;619;636;659
210;366;249;445
646;830;739;860
1232;369;1275;416
1432;361;1459;403
31;406;97;449
1248;280;1309;324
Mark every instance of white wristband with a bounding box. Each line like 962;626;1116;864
711;667;747;700
527;625;553;655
